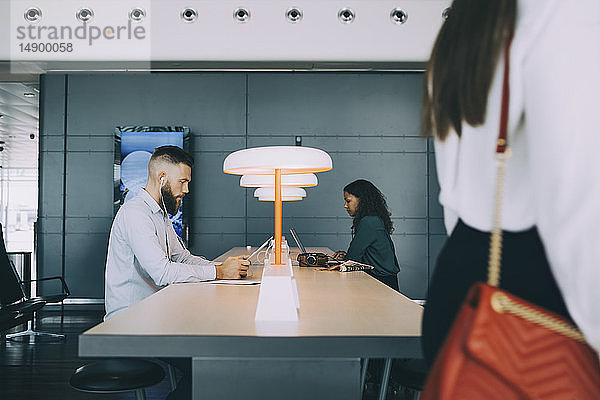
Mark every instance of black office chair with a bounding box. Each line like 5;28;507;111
70;359;166;400
0;305;41;342
0;223;70;342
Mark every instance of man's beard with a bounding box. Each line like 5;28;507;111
161;184;181;215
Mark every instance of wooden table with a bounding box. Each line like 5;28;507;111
79;247;423;399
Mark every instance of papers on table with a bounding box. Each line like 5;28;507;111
210;279;261;285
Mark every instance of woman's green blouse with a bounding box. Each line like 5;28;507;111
344;215;400;277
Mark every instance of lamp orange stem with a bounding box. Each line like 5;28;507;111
274;169;282;265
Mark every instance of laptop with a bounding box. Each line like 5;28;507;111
289;228;307;253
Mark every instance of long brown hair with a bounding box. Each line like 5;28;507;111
422;0;516;140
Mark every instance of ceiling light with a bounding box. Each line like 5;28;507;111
129;8;145;22
0;114;4;119
181;8;198;22
24;7;42;23
233;8;250;23
24;93;36;98
286;8;303;23
338;8;355;24
76;8;94;22
390;8;408;24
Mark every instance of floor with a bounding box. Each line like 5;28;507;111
0;310;419;400
0;310;173;400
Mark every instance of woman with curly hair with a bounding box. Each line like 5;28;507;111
332;179;400;291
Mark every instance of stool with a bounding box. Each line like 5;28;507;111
70;359;165;400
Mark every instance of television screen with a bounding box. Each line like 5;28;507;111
114;126;190;240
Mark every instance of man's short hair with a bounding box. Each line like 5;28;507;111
150;146;194;168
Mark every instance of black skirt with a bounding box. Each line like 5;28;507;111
421;219;572;367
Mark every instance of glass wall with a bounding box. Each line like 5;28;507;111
0;168;38;252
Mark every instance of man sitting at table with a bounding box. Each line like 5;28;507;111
104;145;249;321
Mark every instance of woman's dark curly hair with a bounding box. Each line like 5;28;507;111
344;179;394;235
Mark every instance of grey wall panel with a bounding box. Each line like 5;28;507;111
66;135;114;152
192;146;247;218
38;151;65;217
246;135;426;152
190;217;246;234
37;217;62;234
38;75;66;296
65;233;108;298
397;235;429;299
67;73;247;135
190;233;247;261
39;133;64;152
191;136;246;152
37;233;63;283
65;217;113;234
65;152;114;217
248;73;424;135
39;75;66;133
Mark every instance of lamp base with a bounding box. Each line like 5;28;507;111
255;259;299;322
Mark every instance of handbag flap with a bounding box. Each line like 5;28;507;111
464;283;600;398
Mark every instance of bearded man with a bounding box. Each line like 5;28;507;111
104;145;248;320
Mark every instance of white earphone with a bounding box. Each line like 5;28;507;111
160;176;165;187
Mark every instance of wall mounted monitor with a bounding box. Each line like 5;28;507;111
114;126;191;242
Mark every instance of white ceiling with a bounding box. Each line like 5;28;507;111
0;0;451;170
0;82;39;170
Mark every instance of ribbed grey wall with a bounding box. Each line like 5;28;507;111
38;72;445;300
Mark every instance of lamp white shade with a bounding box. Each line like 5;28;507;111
258;196;303;201
223;146;332;175
254;187;306;198
240;173;318;188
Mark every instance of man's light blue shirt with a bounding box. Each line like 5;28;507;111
104;189;216;320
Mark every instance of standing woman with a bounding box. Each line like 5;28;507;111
421;0;600;367
332;179;400;291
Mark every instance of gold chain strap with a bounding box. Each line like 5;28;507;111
487;149;510;287
491;292;586;342
487;146;585;341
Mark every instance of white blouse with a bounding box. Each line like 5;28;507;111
433;0;600;352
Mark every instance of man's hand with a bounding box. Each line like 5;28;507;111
332;251;346;260
215;256;250;279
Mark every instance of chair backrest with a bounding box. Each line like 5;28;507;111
0;223;27;306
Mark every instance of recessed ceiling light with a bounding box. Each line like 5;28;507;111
24;7;42;23
180;8;198;22
129;7;146;22
24;92;36;98
76;8;94;22
0;114;4;119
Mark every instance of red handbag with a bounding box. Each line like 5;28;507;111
421;36;600;399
